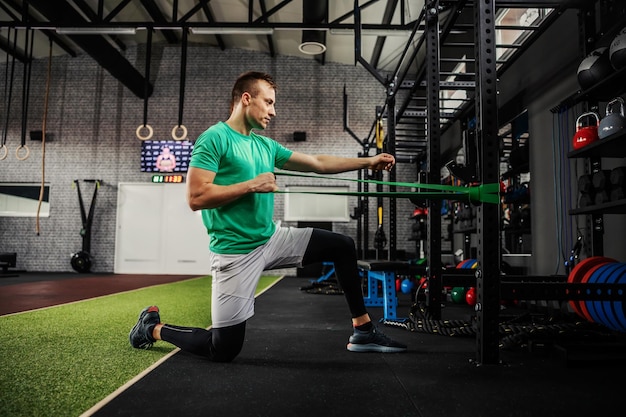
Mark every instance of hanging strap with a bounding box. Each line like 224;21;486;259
136;29;153;140
1;28;18;161
17;28;33;161
172;29;188;140
36;39;53;235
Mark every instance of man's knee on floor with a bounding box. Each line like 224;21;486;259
209;322;246;362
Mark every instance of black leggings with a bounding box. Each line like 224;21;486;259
301;228;368;318
160;322;246;363
160;228;366;362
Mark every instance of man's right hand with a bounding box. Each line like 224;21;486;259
249;172;279;193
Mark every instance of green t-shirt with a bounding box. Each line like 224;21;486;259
189;122;293;254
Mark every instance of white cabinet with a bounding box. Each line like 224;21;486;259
114;182;211;274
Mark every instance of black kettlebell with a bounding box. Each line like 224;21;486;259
599;97;626;139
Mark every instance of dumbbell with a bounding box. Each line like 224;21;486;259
592;170;612;190
609;167;626;201
592;170;612;204
611;167;625;186
578;174;595;207
578;174;593;194
579;193;594;208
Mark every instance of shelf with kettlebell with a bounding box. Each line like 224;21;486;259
568;123;626;158
569;96;626;215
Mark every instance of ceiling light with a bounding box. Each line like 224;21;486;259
55;27;137;35
190;27;274;35
299;30;326;55
298;41;327;55
330;29;412;37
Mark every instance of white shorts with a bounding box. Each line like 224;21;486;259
208;225;313;328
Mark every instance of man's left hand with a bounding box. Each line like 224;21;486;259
370;153;395;172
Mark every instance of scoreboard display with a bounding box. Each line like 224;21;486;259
151;175;185;183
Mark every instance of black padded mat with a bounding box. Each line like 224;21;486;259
93;276;624;417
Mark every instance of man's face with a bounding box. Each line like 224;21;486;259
245;80;276;130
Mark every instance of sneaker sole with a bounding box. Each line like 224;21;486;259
347;343;407;353
129;306;159;349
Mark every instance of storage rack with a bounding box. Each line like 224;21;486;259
368;0;626;365
467;0;626;364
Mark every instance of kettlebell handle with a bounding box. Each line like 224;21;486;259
605;96;625;117
576;111;600;128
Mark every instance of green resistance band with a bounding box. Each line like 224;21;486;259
274;171;500;204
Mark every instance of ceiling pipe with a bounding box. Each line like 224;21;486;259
27;0;153;99
299;0;328;57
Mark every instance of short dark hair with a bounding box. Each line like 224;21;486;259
230;71;277;112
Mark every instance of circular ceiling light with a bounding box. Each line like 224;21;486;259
298;41;327;55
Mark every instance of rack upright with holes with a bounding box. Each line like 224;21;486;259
422;0;501;365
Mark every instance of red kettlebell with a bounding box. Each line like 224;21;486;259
572;112;600;150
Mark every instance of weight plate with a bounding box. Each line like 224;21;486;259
568;257;615;318
579;262;615;322
456;259;472;269
608;265;626;333
465;259;478;269
600;263;626;332
586;262;622;329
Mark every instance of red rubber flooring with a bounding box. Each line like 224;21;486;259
0;272;197;315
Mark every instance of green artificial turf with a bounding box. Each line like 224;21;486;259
0;275;281;417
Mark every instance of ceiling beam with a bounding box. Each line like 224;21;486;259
199;0;225;50
139;0;179;44
370;0;399;69
0;0;77;59
69;0;128;50
27;0;152;99
259;0;276;58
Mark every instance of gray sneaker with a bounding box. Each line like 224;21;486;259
129;306;160;349
347;325;407;353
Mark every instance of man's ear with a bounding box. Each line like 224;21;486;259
241;92;252;105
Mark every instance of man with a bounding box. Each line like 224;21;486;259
129;71;407;362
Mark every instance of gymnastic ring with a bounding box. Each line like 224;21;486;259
171;124;187;141
0;144;7;160
16;145;30;160
136;124;154;141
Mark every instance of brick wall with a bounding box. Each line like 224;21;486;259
0;44;419;272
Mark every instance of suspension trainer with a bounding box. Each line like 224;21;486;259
136;29;154;141
17;28;34;161
1;28;18;161
71;179;101;273
171;28;188;141
36;39;53;235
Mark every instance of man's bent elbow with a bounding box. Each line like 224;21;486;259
187;195;204;211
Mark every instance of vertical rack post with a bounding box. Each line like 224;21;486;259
473;0;501;365
425;0;443;319
387;81;398;261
